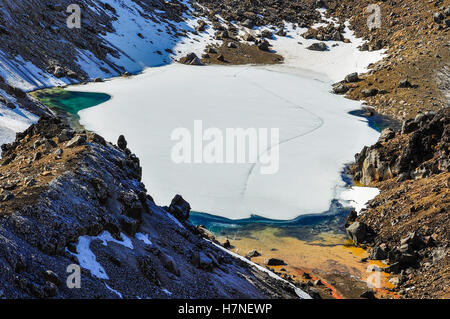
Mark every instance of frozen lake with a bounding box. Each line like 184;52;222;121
69;64;380;220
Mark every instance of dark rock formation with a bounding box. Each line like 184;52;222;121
352;109;449;185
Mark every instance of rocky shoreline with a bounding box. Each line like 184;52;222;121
346;108;449;298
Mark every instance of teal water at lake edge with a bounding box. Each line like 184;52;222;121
34;89;111;116
190;199;354;243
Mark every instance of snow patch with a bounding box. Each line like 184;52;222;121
0;92;39;154
340;186;380;213
245;13;386;83
136;232;153;246
105;283;123;298
70;231;133;280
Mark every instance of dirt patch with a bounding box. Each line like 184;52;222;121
201;40;283;65
1;118;91;215
217;228;397;299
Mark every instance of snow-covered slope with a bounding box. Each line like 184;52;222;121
0;0;216;92
0;89;38;150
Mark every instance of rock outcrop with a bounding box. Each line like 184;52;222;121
351;109;449;185
347;108;449;299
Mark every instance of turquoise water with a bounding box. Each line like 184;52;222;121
34;89;110;116
33;89;111;129
190;199;353;242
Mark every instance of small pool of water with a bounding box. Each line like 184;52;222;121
32;88;110;128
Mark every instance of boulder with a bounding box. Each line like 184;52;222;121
242;33;255;42
400;232;425;251
57;129;74;143
216;54;225;62
169;194;191;220
398;79;413;88
345;72;359;83
433;12;444;22
313;279;323;286
196;20;206;32
160;253;180;276
432;247;448;264
257;40;270;51
53;66;65;78
276;29;286;36
119;215;139;236
345;210;358;227
241;19;254;28
384;262;401;274
215;30;229;40
378;128;395;143
194;251;215;271
245;250;261;259
370;246;388;260
265;258;285;266
361;88;378;97
332;83;349;94
117;135;127;150
0;191;14;202
66;135;86;148
223;240;231;249
261;30;273;39
445;7;450;16
306;42;328;51
179;53;202;66
346;222;368;245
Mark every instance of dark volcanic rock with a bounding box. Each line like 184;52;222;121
266;258;285;266
169;194;191;221
332;82;349;94
361;88;379;97
117;135;127;150
306;42;328;51
179;53;202;65
352;108;449;185
346;222;368;245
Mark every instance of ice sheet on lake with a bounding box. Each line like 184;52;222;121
72;64;380;220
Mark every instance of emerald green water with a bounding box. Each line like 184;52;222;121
33;88;110;116
33;88;111;129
